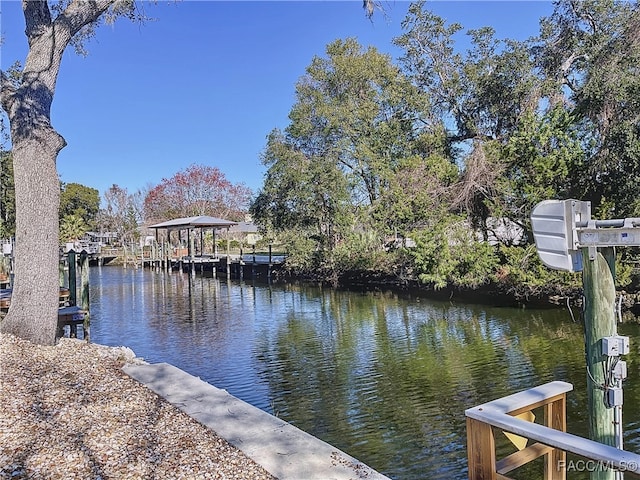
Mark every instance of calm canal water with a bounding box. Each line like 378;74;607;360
88;266;640;479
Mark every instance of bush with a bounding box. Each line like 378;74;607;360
409;217;499;290
494;244;581;300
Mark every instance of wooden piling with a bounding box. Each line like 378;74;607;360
252;244;256;278
226;236;231;277
68;249;77;306
79;250;90;341
189;229;195;277
581;246;617;480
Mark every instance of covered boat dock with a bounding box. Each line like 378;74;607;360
149;215;238;276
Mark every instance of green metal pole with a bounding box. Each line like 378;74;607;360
582;246;617;480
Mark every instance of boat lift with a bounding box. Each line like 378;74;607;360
532;199;637;472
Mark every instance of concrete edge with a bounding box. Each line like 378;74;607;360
123;362;391;480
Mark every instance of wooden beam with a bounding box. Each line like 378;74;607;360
496;442;552;475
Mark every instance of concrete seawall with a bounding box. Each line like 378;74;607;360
124;362;391;480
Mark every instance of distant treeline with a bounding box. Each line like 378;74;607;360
248;1;640;303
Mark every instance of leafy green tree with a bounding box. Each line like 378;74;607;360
288;38;426;217
59;214;89;243
251;129;353;252
408;214;498;290
491;106;584;240
494;244;582;301
375;150;458;235
394;2;541;233
252;38;430;271
536;0;640;218
60;182;100;230
0;151;15;239
395;3;539;146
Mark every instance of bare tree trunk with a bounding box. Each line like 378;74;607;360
1;135;61;345
0;0;117;345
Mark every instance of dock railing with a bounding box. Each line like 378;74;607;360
465;381;640;479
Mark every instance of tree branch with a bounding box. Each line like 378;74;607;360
22;1;52;46
57;0;118;39
0;70;17;115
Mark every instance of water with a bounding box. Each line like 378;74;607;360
88;266;640;479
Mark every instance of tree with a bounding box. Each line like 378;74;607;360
143;164;252;223
0;151;15;239
252;39;428;247
60;182;100;229
98;184;141;247
0;1;142;345
394;2;542;234
288;38;426;215
251;129;354;251
59;214;89;243
536;0;640;218
491;106;583;240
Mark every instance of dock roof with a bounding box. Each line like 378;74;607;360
149;216;238;231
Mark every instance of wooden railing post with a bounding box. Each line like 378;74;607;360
545;395;567;480
467;417;497;480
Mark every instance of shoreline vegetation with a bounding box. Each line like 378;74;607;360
105;243;640;318
268;259;640;319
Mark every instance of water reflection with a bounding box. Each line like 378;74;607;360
89;267;640;480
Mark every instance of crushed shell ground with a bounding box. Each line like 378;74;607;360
0;333;276;480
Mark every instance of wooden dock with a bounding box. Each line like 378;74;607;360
139;244;286;280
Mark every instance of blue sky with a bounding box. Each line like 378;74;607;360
1;1;553;201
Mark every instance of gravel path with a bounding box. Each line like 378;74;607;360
0;333;276;480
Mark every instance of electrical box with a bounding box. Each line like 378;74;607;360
605;387;624;408
602;336;630;356
613;360;628;380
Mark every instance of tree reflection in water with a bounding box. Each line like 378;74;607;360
89;267;640;480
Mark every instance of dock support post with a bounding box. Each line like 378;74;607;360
68;249;77;306
226;234;231;278
212;229;217;278
581;246;617;480
165;241;170;271
252;244;256;278
79;250;90;341
268;244;272;280
59;258;65;289
189;229;195;277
